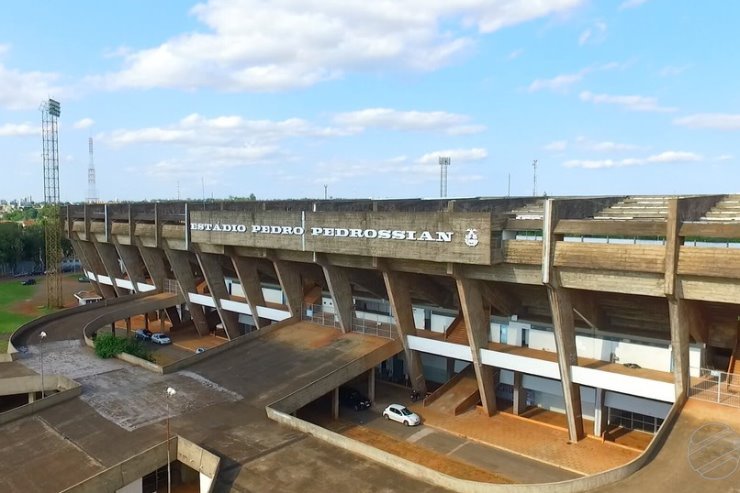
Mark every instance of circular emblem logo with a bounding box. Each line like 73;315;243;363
464;228;479;247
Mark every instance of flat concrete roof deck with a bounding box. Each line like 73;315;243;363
1;313;441;493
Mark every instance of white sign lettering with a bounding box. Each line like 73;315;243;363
190;222;462;244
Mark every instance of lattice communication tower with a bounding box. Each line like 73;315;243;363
87;137;98;203
439;156;451;198
41;99;63;308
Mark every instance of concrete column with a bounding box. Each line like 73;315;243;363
368;368;376;403
195;248;241;340
594;387;607;437
321;264;355;333
137;243;169;291
115;477;142;493
163;247;210;336
28;392;36;404
543;199;585;443
383;270;427;394
70;237;104;298
231;255;266;329
446;358;456;380
92;238;125;296
513;371;527;416
669;298;691;401
76;238;117;298
456;277;497;416
113;241;148;293
548;286;586;442
332;387;339;420
665;198;692;402
272;260;304;317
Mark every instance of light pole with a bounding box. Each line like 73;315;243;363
166;386;176;493
39;331;47;399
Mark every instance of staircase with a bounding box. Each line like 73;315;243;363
445;315;469;345
594;196;671;221
702;194;740;222
424;365;480;415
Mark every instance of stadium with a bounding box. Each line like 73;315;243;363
1;193;739;492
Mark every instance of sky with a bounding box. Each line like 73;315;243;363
0;0;738;203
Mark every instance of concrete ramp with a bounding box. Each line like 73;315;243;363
425;364;479;416
595;399;740;492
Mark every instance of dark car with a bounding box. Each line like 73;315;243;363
134;329;153;341
339;387;371;411
21;279;36;285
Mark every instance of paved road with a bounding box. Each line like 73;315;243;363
340;406;580;484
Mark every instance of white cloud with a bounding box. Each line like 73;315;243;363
673;113;740;130
527;62;624;93
564;150;702;169
578;21;607;46
549;136;639;153
0;63;64;110
528;70;587;93
716;154;733;161
73;118;95;129
619;0;648;10
508;48;524;60
0;122;37;137
0;44;9;57
333;108;485;135
417;148;488;165
579;91;676;112
96;0;584;92
544;140;567;151
659;64;690;77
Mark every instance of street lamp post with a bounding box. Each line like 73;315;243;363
166;386;176;493
39;331;47;399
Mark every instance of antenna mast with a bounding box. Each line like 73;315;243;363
439;156;451;198
87;137;98;203
532;159;538;196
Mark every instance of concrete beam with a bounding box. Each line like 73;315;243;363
481;281;520;316
571;290;609;332
70;237;104;298
231;254;266;329
456;277;497;416
163;247;210;336
75;237;117;299
136;242;170;291
91;237;125;296
113;240;148;293
383;270;427;394
272;260;304;317
321;263;355;333
195;247;241;340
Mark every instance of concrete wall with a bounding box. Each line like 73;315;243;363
0;375;81;426
61;436;220;493
266;400;685;493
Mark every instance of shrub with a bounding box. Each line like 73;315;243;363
94;332;154;362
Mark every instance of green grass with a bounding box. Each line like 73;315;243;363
0;279;53;337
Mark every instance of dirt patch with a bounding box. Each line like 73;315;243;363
340;425;514;484
10;275;82;317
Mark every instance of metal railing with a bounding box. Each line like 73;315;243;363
689;369;740;408
301;303;396;340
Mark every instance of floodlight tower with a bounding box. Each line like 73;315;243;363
439;156;451;198
41;98;63;308
87;137;99;203
532;159;538;197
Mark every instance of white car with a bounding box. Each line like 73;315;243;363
151;333;172;345
382;404;421;426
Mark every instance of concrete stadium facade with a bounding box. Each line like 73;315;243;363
65;195;740;438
